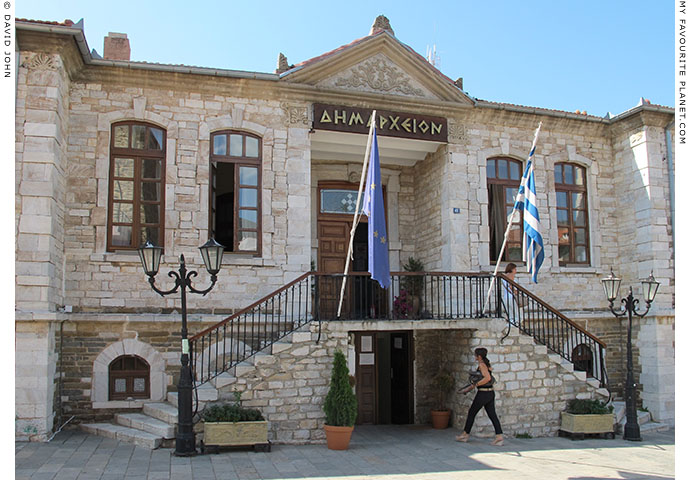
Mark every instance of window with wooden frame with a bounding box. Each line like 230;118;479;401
487;157;523;263
109;355;150;400
107;122;166;251
555;163;589;265
209;131;262;254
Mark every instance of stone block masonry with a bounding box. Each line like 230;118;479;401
210;319;602;443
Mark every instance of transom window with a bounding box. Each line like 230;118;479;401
209;131;262;254
109;355;150;400
108;122;166;251
487;157;523;263
555;163;589;265
320;189;364;215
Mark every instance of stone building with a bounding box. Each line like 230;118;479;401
15;16;674;445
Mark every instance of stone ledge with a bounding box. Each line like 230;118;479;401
93;400;147;409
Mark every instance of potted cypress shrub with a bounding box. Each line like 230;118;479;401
323;350;358;450
201;390;270;453
559;398;615;439
430;370;455;429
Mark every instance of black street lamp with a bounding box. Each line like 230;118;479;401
138;238;225;456
601;269;660;441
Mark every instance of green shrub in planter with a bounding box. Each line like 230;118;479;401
565;399;613;415
323;350;357;426
203;391;264;423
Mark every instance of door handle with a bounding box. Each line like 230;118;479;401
391;368;394;379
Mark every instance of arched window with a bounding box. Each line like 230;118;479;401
108;122;166;251
209;131;262;254
109;355;150;400
487;157;523;263
555;163;589;265
572;344;594;377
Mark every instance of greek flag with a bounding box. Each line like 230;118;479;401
513;124;544;283
361;126;390;288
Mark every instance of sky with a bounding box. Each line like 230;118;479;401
16;0;674;118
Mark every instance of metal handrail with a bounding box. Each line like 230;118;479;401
189;271;608;386
496;272;607;385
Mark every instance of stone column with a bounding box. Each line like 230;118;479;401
15;51;69;439
611;112;675;425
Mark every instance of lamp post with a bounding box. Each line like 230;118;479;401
138;238;225;456
601;269;660;441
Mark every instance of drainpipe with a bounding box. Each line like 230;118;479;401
664;119;675;255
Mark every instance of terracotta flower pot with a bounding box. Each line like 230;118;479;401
324;425;354;450
431;410;451;429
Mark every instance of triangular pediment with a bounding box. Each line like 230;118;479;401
281;31;472;105
316;52;437;99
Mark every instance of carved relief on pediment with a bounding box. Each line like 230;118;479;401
318;53;435;99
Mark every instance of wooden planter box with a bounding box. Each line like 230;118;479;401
202;420;270;452
560;412;615;435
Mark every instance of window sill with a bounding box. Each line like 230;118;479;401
552;266;599;274
91;251;140;263
93;399;149;409
222;254;264;266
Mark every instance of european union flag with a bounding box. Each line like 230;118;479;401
361;127;390;289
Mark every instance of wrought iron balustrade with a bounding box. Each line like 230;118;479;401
189;271;607;387
189;272;314;385
497;273;608;385
313;272;498;321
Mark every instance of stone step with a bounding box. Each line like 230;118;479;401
211;372;237;389
234;361;254;377
640;421;670;434
595;388;610;398
143;402;178;425
586;378;601;389
271;341;292;354
81;423;161;449
248;351;269;365
573;370;587;381
613;401;652;426
115;413;175;439
167;392;207;412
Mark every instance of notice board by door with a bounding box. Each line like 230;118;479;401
354;332;377;424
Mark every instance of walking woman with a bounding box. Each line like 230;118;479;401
455;347;504;446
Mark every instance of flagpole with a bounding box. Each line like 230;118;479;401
482;122;542;315
337;111;377;318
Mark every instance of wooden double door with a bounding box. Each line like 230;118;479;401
353;331;414;425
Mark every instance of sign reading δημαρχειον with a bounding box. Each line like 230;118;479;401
313;104;447;142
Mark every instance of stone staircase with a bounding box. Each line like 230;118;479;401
612;401;670;435
80;332;301;449
81;324;612;448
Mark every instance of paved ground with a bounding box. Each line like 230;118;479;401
16;426;674;480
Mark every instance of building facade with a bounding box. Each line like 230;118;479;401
15;16;674;444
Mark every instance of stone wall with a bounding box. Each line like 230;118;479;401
211;320;603;443
51;317;222;425
455;329;601;438
413;329;471;424
413;146;446;270
16;321;59;441
61;78;311;315
217;322;349;443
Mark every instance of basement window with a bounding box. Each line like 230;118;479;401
109;355;150;400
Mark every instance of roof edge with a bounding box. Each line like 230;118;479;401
476;99;674;124
17;19;279;81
